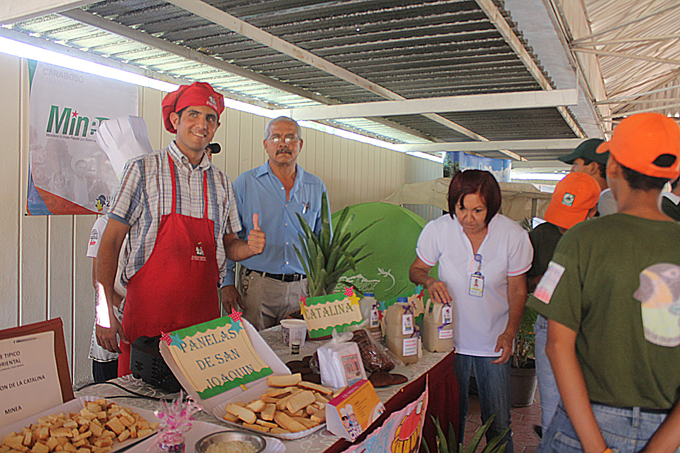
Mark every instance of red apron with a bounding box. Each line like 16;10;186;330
118;154;220;376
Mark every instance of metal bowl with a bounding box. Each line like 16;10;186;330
194;430;266;453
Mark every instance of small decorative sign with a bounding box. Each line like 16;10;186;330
326;380;385;441
345;379;428;452
301;287;363;338
0;331;63;426
164;311;272;399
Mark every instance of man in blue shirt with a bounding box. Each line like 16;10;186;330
223;116;329;330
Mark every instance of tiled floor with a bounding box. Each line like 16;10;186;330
463;391;542;453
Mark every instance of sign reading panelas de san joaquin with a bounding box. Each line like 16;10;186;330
164;314;272;399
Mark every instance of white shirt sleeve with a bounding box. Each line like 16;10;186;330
86;216;109;258
507;226;533;276
415;218;444;267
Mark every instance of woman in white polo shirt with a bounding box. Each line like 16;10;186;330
409;170;533;453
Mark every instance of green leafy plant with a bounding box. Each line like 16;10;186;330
294;192;381;297
423;414;509;453
512;307;538;369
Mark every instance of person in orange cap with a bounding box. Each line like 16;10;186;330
95;82;265;377
525;172;600;436
528;112;680;453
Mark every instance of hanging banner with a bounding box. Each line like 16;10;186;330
444;151;511;182
26;61;138;215
345;379;428;453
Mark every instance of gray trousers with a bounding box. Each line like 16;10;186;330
239;267;308;331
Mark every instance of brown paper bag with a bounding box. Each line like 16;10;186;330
422;298;454;352
385;301;421;364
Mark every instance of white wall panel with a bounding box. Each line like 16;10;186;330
72;215;97;383
0;53;21;330
48;215;75;373
20;54;48;327
0;52;443;385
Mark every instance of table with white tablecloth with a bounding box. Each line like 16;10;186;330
77;326;458;452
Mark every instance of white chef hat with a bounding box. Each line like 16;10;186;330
96;116;154;178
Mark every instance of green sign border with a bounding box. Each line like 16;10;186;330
170;316;273;399
303;293;363;338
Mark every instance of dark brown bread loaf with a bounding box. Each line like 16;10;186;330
351;329;394;373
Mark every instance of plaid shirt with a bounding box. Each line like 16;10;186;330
109;141;241;286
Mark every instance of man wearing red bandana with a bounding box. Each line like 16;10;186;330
95;82;265;377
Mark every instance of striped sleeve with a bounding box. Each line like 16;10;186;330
109;158;147;227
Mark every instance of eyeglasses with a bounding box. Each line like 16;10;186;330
267;135;299;145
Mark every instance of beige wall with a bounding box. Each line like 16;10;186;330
0;53;442;384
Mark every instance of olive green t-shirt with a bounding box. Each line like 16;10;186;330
527;213;680;409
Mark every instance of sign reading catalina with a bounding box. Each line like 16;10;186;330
302;288;364;338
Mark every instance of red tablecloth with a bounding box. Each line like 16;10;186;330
324;350;458;452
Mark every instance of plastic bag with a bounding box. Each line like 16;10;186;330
348;327;396;373
317;329;368;389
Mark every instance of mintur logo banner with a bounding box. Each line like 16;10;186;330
45;105;108;140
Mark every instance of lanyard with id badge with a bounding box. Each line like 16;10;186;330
469;253;484;297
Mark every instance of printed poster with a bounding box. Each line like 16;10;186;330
0;332;63;427
444;151;511;182
27;60;138;215
163;313;272;400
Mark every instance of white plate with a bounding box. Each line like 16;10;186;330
0;396;286;453
0;396;160;453
212;402;325;441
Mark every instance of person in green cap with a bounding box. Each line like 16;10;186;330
558;138;616;216
529;112;680;453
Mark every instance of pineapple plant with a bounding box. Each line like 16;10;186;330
424;414;509;453
294;192;380;297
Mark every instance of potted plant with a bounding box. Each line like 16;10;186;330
510;307;538;407
424;414;508;453
294;192;381;297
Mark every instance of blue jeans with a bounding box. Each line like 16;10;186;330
454;354;513;453
535;315;560;431
538;401;677;453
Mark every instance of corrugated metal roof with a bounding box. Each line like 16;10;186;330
578;0;680;126
3;0;589;159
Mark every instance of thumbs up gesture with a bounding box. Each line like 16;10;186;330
247;213;266;255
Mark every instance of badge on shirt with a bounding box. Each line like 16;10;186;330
534;261;566;304
469;253;484;297
89;229;98;247
469;272;484;297
634;263;680;347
